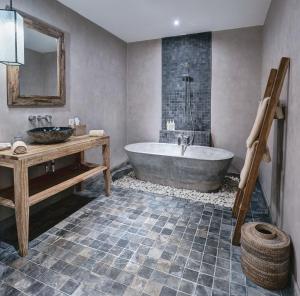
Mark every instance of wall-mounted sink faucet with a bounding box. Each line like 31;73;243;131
37;115;52;125
29;115;52;127
178;135;190;156
28;115;37;125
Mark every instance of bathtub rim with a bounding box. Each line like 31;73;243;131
124;142;234;161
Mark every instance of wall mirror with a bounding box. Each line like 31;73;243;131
7;13;65;107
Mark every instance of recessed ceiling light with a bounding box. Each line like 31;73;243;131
173;19;180;27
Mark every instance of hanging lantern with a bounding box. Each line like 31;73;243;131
0;0;24;65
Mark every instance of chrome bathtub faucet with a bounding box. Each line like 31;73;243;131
177;135;190;156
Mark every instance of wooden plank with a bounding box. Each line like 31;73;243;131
0;134;111;257
232;57;290;245
0;186;14;203
0;163;105;203
0;135;109;164
232;68;277;218
264;69;278;98
7;11;65;107
6;66;19;106
0;161;15;168
75;151;85;191
29;165;105;206
0;196;15;208
102;138;111;197
232;189;243;218
14;160;29;257
26;141;105;167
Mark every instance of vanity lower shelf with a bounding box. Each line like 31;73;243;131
0;163;106;209
0;135;111;257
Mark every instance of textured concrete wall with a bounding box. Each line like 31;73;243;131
126;40;162;144
211;27;263;172
20;49;57;96
0;0;127;166
126;28;262;167
0;0;127;220
20;49;44;95
42;52;57;96
260;0;300;292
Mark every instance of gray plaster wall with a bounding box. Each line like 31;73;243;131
20;49;57;96
211;27;263;172
126;28;263;174
0;0;127;220
42;52;57;96
260;0;300;292
126;40;162;144
20;49;44;95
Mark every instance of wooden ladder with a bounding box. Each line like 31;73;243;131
232;57;290;245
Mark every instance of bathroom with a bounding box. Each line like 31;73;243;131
0;0;299;295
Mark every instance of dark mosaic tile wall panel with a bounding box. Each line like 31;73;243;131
161;32;212;132
159;130;211;146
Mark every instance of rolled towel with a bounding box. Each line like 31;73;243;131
89;130;105;137
246;97;270;149
12;141;27;155
239;141;258;190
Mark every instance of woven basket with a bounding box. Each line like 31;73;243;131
241;222;290;290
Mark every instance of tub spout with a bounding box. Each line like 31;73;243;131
181;145;186;156
178;135;190;156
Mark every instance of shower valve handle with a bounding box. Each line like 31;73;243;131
177;135;183;145
183;135;191;145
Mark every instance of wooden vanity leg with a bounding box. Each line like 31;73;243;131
102;141;111;196
14;160;29;257
75;151;84;191
232;189;243;218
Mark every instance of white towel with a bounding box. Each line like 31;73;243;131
239;141;258;190
12;141;27;155
89;130;105;137
246;97;270;148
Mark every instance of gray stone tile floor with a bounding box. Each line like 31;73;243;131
0;176;294;296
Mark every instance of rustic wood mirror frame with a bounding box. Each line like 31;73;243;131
7;13;65;107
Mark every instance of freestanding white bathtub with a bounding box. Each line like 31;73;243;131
124;142;234;192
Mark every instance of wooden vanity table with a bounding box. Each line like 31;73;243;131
0;135;111;256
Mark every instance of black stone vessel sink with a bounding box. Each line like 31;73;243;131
27;127;74;144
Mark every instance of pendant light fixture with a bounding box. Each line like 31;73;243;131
0;0;24;65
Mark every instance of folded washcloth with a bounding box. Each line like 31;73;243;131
0;143;11;151
12;141;27;155
89;130;105;137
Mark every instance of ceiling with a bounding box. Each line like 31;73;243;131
58;0;272;43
